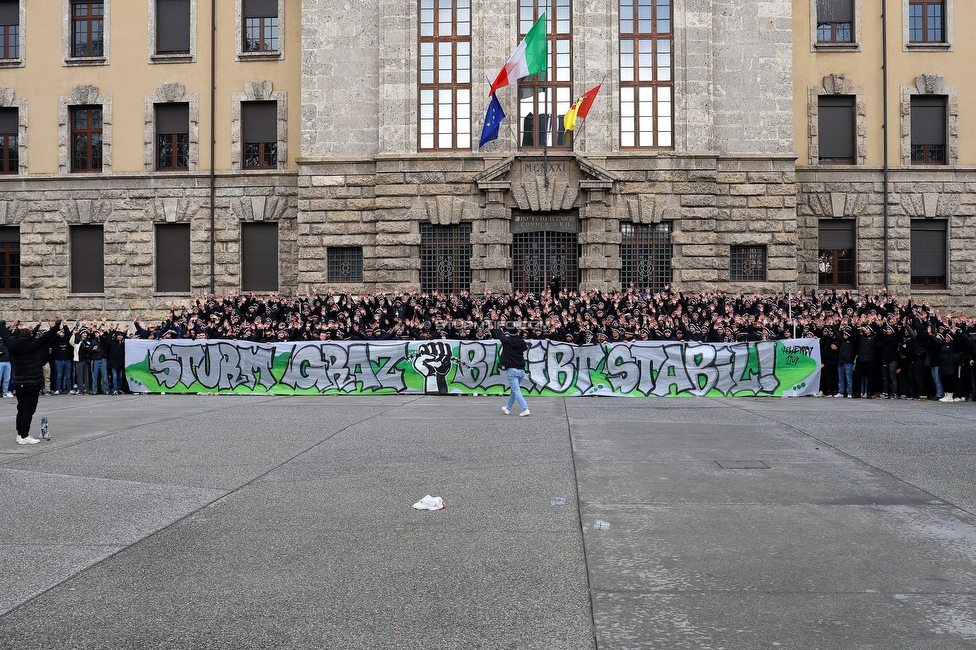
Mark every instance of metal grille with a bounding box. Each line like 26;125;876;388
620;222;672;292
420;223;472;293
730;245;767;282
512;231;579;295
327;247;363;283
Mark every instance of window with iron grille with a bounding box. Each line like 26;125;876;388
511;231;579;295
328;247;363;283
620;0;672;148
0;107;17;174
0;227;19;293
70;224;104;293
910;219;946;289
243;0;278;51
620;222;672;292
911;95;946;164
0;0;19;59
909;0;943;43
156;103;189;170
242;101;277;168
816;0;853;43
418;0;471;150
420;223;471;293
818;219;856;288
730;245;766;282
71;106;103;172
518;0;572;149
71;1;104;57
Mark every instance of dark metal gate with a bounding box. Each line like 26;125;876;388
511;231;579;295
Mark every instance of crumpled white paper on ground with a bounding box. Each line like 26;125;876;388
412;495;446;510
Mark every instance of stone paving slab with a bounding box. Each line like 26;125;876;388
1;394;976;649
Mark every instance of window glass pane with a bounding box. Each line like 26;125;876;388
620;0;672;149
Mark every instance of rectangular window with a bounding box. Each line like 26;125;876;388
418;0;471;150
70;224;104;293
242;101;277;169
730;245;766;282
518;0;573;150
156;103;190;170
911;95;946;165
620;222;672;293
818;219;856;288
818;95;856;164
620;0;672;148
910;219;946;289
327;247;363;283
243;0;278;52
0;107;17;174
241;222;278;291
71;1;104;57
156;0;190;54
0;0;20;59
909;0;943;43
0;226;19;293
816;0;853;42
155;224;190;293
71;106;103;172
420;223;471;293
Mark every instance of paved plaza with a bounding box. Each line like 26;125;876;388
2;393;976;649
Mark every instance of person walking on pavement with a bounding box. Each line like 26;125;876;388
0;318;62;444
493;323;531;417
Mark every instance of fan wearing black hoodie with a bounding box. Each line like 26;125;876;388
0;319;62;444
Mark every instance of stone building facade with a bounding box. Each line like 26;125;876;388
296;0;799;298
2;0;974;323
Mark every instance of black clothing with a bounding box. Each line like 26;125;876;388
0;320;62;438
0;322;60;388
493;329;528;370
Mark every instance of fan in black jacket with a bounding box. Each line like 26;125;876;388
0;319;62;444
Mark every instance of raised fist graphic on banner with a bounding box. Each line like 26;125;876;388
412;341;454;394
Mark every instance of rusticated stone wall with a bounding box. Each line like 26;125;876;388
0;173;298;323
796;167;976;312
296;152;799;296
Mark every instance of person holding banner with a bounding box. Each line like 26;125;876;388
494;323;531;417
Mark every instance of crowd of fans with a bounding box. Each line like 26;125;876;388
2;285;976;400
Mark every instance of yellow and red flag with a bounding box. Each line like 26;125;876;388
563;84;602;131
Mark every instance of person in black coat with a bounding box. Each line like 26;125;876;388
878;323;901;399
0;319;62;444
836;327;857;398
855;325;878;398
105;328;129;395
820;327;839;396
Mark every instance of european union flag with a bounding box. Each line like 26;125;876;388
479;93;505;148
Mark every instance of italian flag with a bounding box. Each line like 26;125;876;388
489;13;547;96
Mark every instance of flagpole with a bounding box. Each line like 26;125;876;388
574;73;607;151
542;83;549;187
484;73;517;148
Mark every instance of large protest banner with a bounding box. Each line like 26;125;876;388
125;338;821;397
